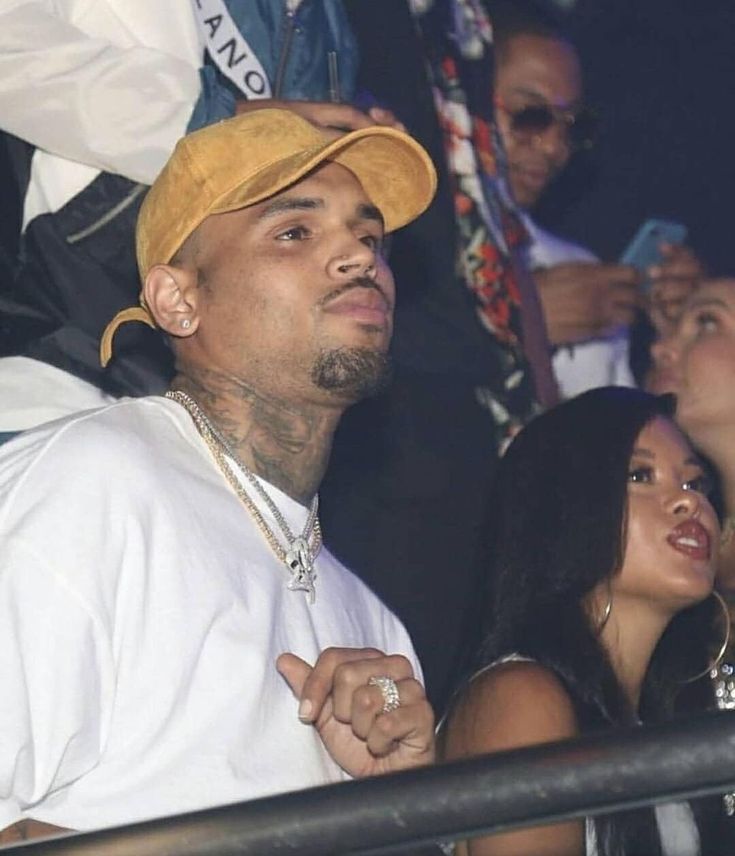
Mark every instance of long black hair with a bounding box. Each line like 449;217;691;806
462;387;718;856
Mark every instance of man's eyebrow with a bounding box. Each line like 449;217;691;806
253;197;384;228
509;86;582;110
685;297;730;313
509;86;547;102
255;196;323;220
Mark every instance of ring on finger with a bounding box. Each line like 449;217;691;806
368;675;401;713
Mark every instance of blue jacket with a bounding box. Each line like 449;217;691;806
190;0;359;131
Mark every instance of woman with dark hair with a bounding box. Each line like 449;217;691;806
442;386;725;856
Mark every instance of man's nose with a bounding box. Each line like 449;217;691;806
534;120;571;164
328;236;377;280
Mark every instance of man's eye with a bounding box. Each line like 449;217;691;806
360;234;383;251
277;226;309;241
628;466;653;484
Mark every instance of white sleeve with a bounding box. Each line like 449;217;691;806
0;536;112;830
0;1;201;183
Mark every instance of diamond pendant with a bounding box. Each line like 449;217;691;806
285;536;317;604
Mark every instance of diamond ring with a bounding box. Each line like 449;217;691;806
368;675;401;713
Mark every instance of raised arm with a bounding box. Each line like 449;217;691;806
0;0;202;183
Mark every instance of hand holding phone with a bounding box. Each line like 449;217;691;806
647;243;705;337
620;219;688;275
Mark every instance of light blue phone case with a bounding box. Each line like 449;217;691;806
620;218;688;271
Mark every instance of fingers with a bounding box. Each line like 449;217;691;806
648;244;703;304
598;265;642;330
600;263;641;286
330;653;415;722
234;98;376;132
303;649;433;760
287;101;377;132
276;652;313;718
292;647;386;724
277;647;419;733
649;281;696;333
233;98;410;136
605;282;640;327
278;648;435;774
648;243;704;284
366;697;435;763
536;262;641;344
336;669;434;766
350;674;419;738
277;100;404;132
350;676;432;751
368;106;406;132
647;244;704;334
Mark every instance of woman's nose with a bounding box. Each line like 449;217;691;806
671;487;700;517
650;331;680;369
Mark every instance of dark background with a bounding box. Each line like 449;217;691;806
1;0;734;277
0;142;18;270
536;0;735;276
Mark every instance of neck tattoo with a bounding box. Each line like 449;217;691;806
166;390;321;604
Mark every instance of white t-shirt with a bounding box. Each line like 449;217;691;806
522;216;635;399
0;396;420;832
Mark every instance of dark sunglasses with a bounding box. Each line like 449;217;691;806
495;98;597;151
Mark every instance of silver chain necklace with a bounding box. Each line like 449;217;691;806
166;390;321;603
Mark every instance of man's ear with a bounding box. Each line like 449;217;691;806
143;264;200;337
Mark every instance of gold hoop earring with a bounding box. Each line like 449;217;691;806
597;581;613;633
680;589;731;684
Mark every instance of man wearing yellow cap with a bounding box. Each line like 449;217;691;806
0;109;437;844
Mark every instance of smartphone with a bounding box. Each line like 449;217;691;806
620;219;688;272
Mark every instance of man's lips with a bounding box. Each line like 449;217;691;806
512;163;553;190
666;519;711;561
323;287;391;326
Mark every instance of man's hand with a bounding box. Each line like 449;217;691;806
277;648;434;778
534;261;642;346
647;243;705;337
235;99;405;140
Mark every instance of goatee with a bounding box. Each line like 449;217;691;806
311;347;392;401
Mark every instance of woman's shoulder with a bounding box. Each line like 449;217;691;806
442;658;579;760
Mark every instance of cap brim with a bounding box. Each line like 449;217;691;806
179;125;437;263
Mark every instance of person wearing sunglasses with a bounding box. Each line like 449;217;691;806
491;0;703;397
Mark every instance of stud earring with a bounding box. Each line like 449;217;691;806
180;319;191;330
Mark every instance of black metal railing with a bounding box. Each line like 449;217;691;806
4;710;735;855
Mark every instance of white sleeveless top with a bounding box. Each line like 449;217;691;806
586;804;699;856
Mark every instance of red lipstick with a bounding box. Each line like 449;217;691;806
666;519;711;561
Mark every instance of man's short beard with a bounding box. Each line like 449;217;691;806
311;347;392;402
